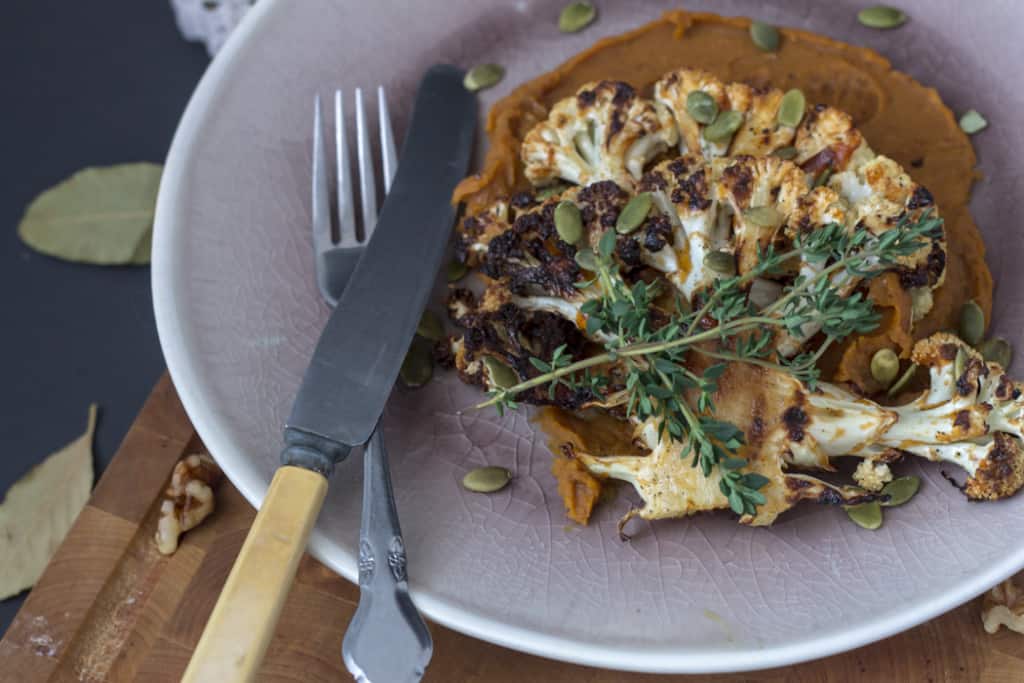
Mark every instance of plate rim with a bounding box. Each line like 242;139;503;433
151;0;1024;672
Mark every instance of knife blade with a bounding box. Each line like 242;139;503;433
284;64;476;464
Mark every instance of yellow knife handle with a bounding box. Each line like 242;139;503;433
182;465;328;682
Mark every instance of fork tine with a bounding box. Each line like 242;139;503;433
354;87;379;237
312;94;332;256
378;86;398;194
335;90;357;247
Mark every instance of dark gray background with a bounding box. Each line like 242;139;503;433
1;1;208;635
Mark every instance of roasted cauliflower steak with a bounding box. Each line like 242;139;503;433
440;66;1012;530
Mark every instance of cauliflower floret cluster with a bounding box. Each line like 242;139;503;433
441;66;1011;529
463;68;947;359
521;80;678;190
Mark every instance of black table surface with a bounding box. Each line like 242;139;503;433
1;1;209;635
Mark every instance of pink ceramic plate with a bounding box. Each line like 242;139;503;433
153;0;1024;673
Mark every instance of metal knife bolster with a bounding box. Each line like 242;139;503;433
281;427;351;476
282;64;477;464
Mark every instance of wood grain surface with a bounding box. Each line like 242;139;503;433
2;374;1022;682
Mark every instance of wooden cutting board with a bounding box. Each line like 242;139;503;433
3;374;1023;682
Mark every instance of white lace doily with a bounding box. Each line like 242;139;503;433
170;0;255;56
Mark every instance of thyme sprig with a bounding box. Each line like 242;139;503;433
479;210;942;515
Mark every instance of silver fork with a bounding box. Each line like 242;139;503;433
312;87;433;682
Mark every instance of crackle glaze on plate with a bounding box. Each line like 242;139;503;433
152;0;1024;673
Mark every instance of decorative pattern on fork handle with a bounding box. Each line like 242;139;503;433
356;537;408;585
357;540;375;586
388;537;408;582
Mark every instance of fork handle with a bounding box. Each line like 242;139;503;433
183;465;327;683
343;428;433;682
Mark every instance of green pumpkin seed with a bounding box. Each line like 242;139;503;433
748;277;783;309
845;501;883;530
463;64;504;92
574;248;598;271
880;476;920;507
954;346;968;380
887;362;918;397
857;5;907;29
703;110;744;144
554;200;584;244
958;300;985;345
959;110;988;135
446;260;469;282
558;1;596;33
537;184;567;200
399;337;433;388
870;348;900;386
616;192;653;234
416;310;444;341
771;146;798;160
483;356;518;389
979;337;1013;369
462;466;512;493
686;90;719;125
811;167;833;189
749;21;780;51
743;206;782;228
705;250;736;275
777;89;806;128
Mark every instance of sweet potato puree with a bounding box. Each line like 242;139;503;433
452;11;994;522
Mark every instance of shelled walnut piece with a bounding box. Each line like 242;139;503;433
154;453;223;555
982;576;1024;635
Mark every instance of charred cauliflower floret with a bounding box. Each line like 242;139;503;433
576;427;879;528
635;154;808;301
830;155;947;320
636;154;719;298
442;286;595;410
742;334;1024;502
652;68;869;168
455;159;944;363
636;148;929;335
654;68;733;158
571;362;882;528
793;103;868;175
567;333;1024;526
521;80;678;190
716;155;806;275
454;200;511;269
452;178;684;345
864;333;1024;500
502;68;947;348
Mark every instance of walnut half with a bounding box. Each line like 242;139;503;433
154;453;223;555
982;576;1024;634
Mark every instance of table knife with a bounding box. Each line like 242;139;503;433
183;64;476;682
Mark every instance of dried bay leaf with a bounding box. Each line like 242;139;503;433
18;163;162;265
0;404;97;599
